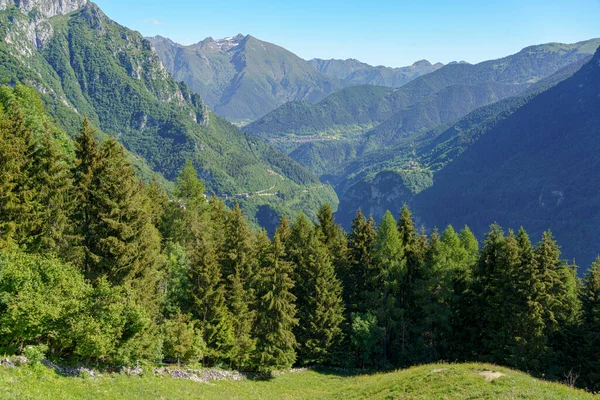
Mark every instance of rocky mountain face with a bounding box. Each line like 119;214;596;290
308;58;444;87
149;34;344;122
0;0;338;229
0;0;87;17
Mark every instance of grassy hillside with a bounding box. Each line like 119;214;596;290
0;363;593;399
150;34;343;122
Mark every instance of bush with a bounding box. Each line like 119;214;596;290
22;344;48;364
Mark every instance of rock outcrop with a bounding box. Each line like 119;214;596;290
0;0;87;17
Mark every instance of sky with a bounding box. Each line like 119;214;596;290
94;0;600;67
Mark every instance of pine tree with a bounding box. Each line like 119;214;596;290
581;257;600;388
0;102;26;249
72;117;102;271
346;210;378;313
252;232;298;371
221;203;257;369
188;219;234;363
374;211;406;365
293;230;345;365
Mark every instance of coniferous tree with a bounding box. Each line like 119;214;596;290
0;96;73;255
252;231;298;371
374;211;406;365
471;224;506;358
346;210;378;313
581;257;600;388
72;117;102;271
316;203;348;275
0;102;26;249
221;203;257;369
294;230;345;365
189;226;234;363
534;231;582;375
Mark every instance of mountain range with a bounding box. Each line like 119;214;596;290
244;40;600;238
412;46;600;266
308;58;444;87
149;34;450;122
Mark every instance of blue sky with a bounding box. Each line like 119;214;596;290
94;0;600;67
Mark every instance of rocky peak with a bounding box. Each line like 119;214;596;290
0;0;88;17
411;59;432;68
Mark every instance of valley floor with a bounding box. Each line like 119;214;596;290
0;363;594;399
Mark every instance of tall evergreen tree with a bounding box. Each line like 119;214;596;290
581;257;600;388
346;210;378;313
293;230;345;365
374;211;406;365
252;231;298;371
0;102;26;249
72;117;102;271
221;203;257;369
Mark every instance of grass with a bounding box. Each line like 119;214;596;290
0;363;595;399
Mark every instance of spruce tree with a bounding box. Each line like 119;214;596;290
581;257;600;388
346;210;378;313
252;232;298;371
375;211;406;365
221;203;257;369
534;231;582;375
188;217;234;364
72;117;102;271
293;230;345;365
0;103;25;249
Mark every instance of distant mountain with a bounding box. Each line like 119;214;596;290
308;58;444;87
246;39;600;190
0;0;338;229
149;34;344;122
249;40;600;143
334;55;593;227
411;47;600;266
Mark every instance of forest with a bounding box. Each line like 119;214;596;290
1;83;599;391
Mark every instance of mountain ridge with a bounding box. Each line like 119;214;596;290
149;33;344;121
308;57;444;87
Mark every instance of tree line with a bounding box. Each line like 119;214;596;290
0;85;599;389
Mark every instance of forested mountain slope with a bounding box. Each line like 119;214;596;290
334;55;594;230
412;46;600;266
150;34;343;122
0;0;337;228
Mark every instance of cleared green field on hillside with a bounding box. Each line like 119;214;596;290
0;363;594;399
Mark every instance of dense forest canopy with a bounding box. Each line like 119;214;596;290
1;84;600;391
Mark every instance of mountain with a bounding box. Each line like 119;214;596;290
308;58;444;87
0;0;338;229
149;34;344;122
333;55;593;226
248;40;600;143
410;47;600;266
246;40;600;230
